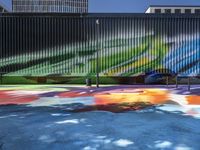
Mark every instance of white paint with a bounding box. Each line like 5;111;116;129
104;139;112;144
83;146;96;150
38;135;55;143
28;97;94;107
55;119;79;124
170;94;188;106
113;139;134;147
51;113;70;117
79;92;86;95
86;125;92;127
155;141;172;149
51;113;62;116
175;144;193;150
0;114;18;119
7;90;51;95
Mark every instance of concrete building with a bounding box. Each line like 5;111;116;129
12;0;88;13
145;5;200;14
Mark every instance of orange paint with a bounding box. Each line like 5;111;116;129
95;89;169;105
187;95;200;105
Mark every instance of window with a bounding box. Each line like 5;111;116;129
12;0;88;13
175;9;181;14
185;9;191;14
165;9;171;14
154;9;161;14
195;9;200;14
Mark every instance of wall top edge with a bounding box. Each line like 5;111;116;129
1;13;200;18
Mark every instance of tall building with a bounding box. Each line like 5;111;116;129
145;5;200;14
0;1;10;12
12;0;88;13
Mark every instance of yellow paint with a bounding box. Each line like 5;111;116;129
95;89;169;105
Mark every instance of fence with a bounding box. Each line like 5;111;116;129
0;13;200;84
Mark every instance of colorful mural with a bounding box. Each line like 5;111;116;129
0;85;200;116
0;14;200;84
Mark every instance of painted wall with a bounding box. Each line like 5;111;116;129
0;14;200;84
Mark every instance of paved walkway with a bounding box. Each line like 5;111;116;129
0;85;200;150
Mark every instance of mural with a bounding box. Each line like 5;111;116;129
0;15;200;84
0;85;200;115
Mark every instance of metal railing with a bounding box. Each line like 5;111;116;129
0;72;7;84
165;75;199;91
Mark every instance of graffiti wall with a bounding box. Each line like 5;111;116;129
0;14;200;84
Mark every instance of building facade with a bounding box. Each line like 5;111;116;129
145;5;200;14
0;13;200;84
0;1;10;12
12;0;88;13
0;5;5;12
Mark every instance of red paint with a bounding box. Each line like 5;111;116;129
0;91;38;105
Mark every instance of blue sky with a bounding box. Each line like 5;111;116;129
89;0;200;12
1;0;200;12
0;0;11;11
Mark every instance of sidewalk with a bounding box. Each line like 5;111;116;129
0;85;200;149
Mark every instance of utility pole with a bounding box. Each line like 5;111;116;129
96;19;100;88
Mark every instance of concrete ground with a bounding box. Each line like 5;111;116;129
0;85;200;150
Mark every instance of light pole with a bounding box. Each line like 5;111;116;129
96;19;100;88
